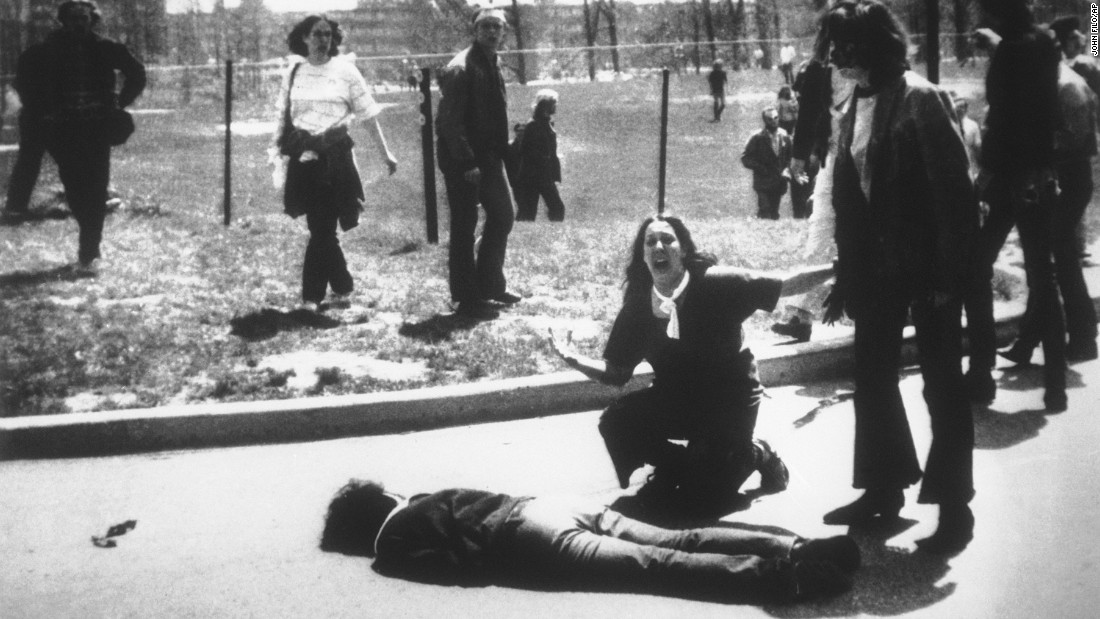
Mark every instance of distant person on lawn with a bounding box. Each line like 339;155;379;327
548;214;834;516
514;89;565;222
275;14;398;313
320;478;860;603
436;7;522;320
707;59;728;122
741;107;793;219
7;0;145;272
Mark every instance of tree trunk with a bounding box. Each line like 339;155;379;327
600;0;620;73
701;0;717;63
582;0;598;81
510;0;527;84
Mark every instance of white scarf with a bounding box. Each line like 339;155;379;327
653;271;691;339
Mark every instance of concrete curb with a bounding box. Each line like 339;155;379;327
3;264;1096;460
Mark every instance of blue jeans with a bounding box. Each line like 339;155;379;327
499;497;797;597
443;156;514;304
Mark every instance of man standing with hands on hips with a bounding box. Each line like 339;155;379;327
436;7;521;320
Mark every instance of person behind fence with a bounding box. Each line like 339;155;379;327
779;43;797;85
707;59;728;122
320;479;861;603
8;0;145;272
814;1;979;555
275;14;398;312
436;7;521;320
741;107;793;220
548;214;834;515
514;89;565;222
963;0;1065;410
998;55;1099;367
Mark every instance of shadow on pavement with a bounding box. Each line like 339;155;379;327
0;264;95;288
229;307;342;341
763;519;954;618
398;313;485;343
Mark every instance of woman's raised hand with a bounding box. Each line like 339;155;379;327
547;327;575;362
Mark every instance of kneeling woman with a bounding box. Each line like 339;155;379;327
275;15;397;310
550;214;832;512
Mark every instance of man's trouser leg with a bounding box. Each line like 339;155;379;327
4;112;47;212
50;126;110;264
443;170;481;304
474;158;514;299
1015;184;1067;393
963;176;1016;374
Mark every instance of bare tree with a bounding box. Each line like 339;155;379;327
582;0;600;80
700;0;717;62
510;0;527;84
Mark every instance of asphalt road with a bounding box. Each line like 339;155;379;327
3;352;1098;618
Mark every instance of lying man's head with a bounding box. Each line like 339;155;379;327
320;479;399;557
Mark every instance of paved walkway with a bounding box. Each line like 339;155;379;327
2;352;1097;618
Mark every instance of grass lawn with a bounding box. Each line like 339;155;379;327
0;64;1077;417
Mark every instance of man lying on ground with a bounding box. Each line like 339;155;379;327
320;479;860;603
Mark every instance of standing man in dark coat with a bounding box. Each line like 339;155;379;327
741;107;792;219
436;7;520;320
964;0;1065;409
707;59;728;122
12;0;146;272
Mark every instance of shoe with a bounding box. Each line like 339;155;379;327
1043;388;1068;412
487;291;522;305
771;317;811;342
915;504;974;555
822;488;904;526
328;292;352;309
74;259;99;276
1066;339;1098;362
965;370;996;403
998;343;1034;367
791;536;861;573
754;439;790;493
454;301;499;320
786;559;853;601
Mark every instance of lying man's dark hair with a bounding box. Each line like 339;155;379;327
320;479;397;557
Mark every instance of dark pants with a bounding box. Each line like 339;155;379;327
515;179;564;222
302;204;353;304
4;111;47;212
789;176;814;219
851;287;973;505
964;176;1017;374
443;157;514;304
756;190;783;219
780;63;794;84
598;384;761;501
712;93;726;121
501;496;797;599
1014;158;1097;352
46;122;111;264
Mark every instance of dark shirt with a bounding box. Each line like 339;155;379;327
15;30;146;119
708;68;728;95
603;265;781;399
981;25;1061;174
435;43;509;173
374;489;527;585
518;116;561;183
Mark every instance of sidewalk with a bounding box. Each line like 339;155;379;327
3;261;1097;460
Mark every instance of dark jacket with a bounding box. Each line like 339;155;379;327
517;116;561;184
282;125;365;231
981;24;1061;174
791;60;832;161
15;30;145;120
435;43;509;174
832;71;978;316
741;128;792;194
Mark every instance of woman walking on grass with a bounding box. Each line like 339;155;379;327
514;89;565;222
275;15;397;312
549;214;833;517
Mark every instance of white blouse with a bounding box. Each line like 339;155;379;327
277;57;381;135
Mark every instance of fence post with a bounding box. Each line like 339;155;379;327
657;68;669;215
419;67;438;244
223;58;233;226
925;0;940;84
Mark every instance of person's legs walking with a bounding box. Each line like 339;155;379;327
541;181;565;222
4;111;47;213
303;202;349;304
514;180;538;221
756;191;780;219
1053;159;1097;359
51;126;110;266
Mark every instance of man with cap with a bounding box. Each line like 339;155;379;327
10;0;146;272
435;7;520;320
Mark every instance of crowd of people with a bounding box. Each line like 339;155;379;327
3;0;1099;607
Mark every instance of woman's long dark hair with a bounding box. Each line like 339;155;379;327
623;214;717;300
287;15;344;57
822;0;909;89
